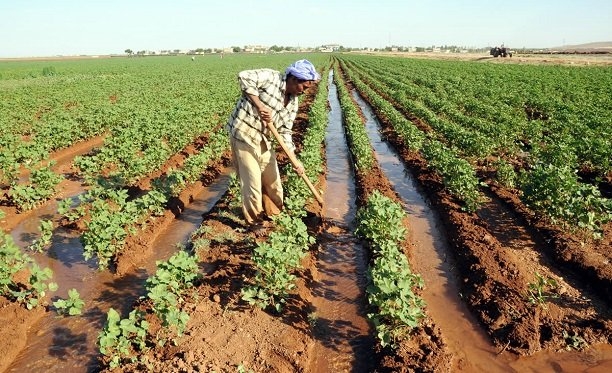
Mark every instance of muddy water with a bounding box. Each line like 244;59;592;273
7;169;231;373
352;90;612;372
309;72;374;373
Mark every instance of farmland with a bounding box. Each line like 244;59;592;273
1;53;611;372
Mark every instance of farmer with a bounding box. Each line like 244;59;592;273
226;59;320;234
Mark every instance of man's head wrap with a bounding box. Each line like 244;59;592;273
285;59;320;81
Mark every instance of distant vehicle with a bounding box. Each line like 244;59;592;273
490;45;513;57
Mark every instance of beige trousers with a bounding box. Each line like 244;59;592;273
230;137;283;225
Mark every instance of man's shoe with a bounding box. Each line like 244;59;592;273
248;222;270;237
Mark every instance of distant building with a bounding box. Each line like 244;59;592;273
319;44;341;52
243;45;268;53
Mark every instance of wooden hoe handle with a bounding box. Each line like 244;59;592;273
265;121;324;205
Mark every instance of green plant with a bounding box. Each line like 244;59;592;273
307;311;318;327
145;251;199;339
526;272;558;309
28;219;54;253
98;308;149;369
53;288;85;316
10;263;58;309
1;231;29;296
494;158;517;188
520;163;612;238
241;212;314;312
8;162;64;211
356;192;426;348
236;363;254;373
356;190;406;243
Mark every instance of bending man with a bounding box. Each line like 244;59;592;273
226;59;320;233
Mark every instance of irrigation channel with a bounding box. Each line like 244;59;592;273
6;170;232;372
351;88;612;372
309;71;374;372
5;72;612;373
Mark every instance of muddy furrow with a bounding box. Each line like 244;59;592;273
331;67;452;371
342;64;612;370
1;135;105;232
309;70;374;372
1;130;232;371
5;166;232;372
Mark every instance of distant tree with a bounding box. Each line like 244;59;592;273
232;46;241;53
173;49;180;54
124;49;133;56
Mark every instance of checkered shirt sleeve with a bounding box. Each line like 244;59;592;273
225;69;299;152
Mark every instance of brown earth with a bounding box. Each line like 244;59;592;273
341;61;612;359
103;76;453;372
3;59;611;373
0;297;45;372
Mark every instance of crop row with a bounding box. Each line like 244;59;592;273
339;56;612;235
339;59;483;212
333;63;427;348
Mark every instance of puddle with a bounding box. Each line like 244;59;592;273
352;89;612;372
7;169;231;372
309;72;374;373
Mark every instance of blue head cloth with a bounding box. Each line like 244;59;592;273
285;59;320;81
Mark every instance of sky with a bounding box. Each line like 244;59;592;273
1;0;611;58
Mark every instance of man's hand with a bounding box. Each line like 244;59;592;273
256;105;272;122
293;160;305;176
246;93;272;122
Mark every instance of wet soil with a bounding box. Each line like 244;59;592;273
1;135;105;231
0;130;230;371
341;62;612;370
4;59;611;373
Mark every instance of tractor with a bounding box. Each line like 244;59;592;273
490;45;512;57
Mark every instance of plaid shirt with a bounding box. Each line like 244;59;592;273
226;68;299;152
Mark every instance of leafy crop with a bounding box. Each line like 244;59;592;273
242;212;314;312
98;308;149;369
520;163;612;238
357;191;426;348
28;219;54;253
8;162;63;211
526;272;558;309
82;189;167;269
1;230;58;309
333;67;375;172
145;251;200;341
53;288;85;316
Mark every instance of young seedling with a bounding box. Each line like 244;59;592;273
28;219;54;253
526;272;558;309
54;288;85;316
